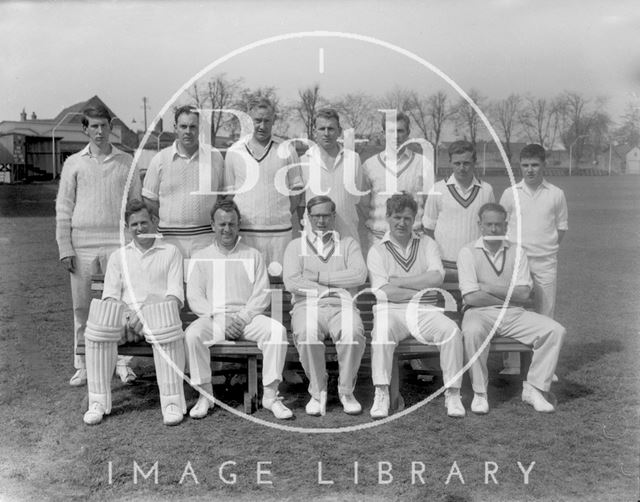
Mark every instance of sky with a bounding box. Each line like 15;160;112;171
2;0;639;136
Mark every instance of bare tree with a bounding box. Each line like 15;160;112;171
188;73;243;140
428;91;452;167
333;92;377;137
518;95;563;150
453;89;485;147
489;94;521;161
378;87;412;113
296;84;322;139
405;91;431;140
614;101;640;146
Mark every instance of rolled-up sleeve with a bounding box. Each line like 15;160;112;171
456;247;480;297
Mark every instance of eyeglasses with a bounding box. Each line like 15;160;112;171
309;213;335;220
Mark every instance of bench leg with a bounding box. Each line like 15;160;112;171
520;351;532;381
244;356;259;414
389;351;401;413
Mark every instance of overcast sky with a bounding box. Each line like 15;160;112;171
2;0;639;134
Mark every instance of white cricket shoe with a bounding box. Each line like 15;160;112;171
83;402;106;425
370;386;390;419
339;393;362;415
471;393;489;414
522;383;555;413
69;368;87;387
189;395;214;419
445;391;466;418
262;395;293;420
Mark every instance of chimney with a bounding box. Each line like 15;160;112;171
30;112;37;120
20;108;27;121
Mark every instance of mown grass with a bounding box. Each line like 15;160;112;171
0;176;638;501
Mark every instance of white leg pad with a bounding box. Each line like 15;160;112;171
141;301;183;344
85;299;125;343
85;338;117;414
84;300;125;414
153;339;187;414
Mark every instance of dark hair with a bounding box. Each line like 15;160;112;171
381;111;410;132
448;140;476;162
478;202;507;220
386;192;418;217
82;106;112;127
519;143;546;162
210;197;241;221
124;199;151;224
307;195;336;213
174;105;199;124
316;108;341;127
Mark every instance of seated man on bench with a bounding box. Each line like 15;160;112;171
283;195;368;416
83;199;186;426
184;198;293;420
458;202;565;414
367;193;465;419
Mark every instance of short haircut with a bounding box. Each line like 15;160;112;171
381;111;410;132
307;195;336;214
448;140;477;162
478;202;507;220
249;97;275;116
210;197;241;221
386;192;418;217
520;143;546;162
316;108;341;127
82;105;112;127
174;105;199;124
124;199;151;224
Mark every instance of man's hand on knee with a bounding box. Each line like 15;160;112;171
61;256;76;273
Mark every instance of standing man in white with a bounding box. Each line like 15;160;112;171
458;202;565;413
361;111;431;253
223;98;303;267
367;193;465;419
83;199;186;425
500;144;568;376
423;140;495;279
56;105;141;387
284;195;368;416
299;108;363;244
184;198;293;420
142;105;224;259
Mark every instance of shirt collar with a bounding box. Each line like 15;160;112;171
473;236;510;254
213;235;243;255
126;237;167;256
306;144;344;171
380;148;413;164
516;178;549;193
171;141;198;161
381;230;420;250
80;143;124;161
446;174;482;190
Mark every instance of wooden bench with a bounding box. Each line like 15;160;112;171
79;275;532;414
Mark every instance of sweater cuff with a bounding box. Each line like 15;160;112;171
236;310;253;325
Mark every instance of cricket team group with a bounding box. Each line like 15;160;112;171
55;98;568;427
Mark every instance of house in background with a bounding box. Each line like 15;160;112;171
0;96;138;182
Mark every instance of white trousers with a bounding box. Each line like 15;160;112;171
69;245;130;369
371;307;463;389
240;231;292;268
291;303;365;400
184;314;287;387
161;234;213;260
528;254;558;318
463;306;565;393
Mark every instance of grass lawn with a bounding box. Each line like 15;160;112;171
0;175;638;501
